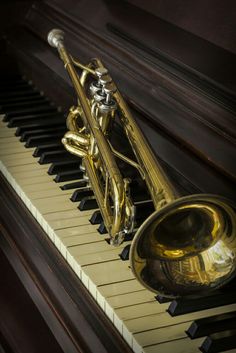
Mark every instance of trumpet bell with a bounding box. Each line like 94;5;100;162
130;194;236;297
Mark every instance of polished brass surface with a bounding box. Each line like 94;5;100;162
48;29;236;297
131;195;236;297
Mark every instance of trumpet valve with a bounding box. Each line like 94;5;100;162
90;67;109;95
95;67;108;78
97;82;117;113
98;99;117;114
91;74;112;98
104;82;117;103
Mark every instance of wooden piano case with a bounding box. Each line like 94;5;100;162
0;0;235;352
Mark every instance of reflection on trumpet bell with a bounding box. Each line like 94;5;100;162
130;194;236;297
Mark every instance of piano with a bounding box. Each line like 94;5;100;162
0;1;236;352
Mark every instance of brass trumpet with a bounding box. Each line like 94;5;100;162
48;29;236;297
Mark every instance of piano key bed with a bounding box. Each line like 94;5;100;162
0;76;236;353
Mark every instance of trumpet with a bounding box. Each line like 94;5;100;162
48;29;236;297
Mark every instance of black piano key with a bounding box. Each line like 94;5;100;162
0;76;24;84
0;89;38;100
79;196;98;211
25;133;62;148
155;295;172;304
2;101;52;116
0;93;43;105
39;150;76;164
60;180;87;190
0;77;26;82
0;73;22;79
135;200;154;222
3;105;57;121
105;231;133;243
0;84;32;93
124;233;134;241
119;245;131;261
20;126;66;142
186;311;236;339
70;188;93;202
200;329;236;353
48;160;82;175
13;113;66;131
97;222;107;234
33;143;64;157
168;292;236;316
15;122;65;136
54;170;84;183
0;97;49;112
8;113;63;128
89;210;103;225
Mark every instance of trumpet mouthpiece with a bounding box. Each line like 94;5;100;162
48;29;65;48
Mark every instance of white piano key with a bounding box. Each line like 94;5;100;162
97;291;106;311
123;325;133;348
107;290;155;309
8;162;48;173
105;301;114;322
81;271;90;289
74;247;122;267
33;195;77;213
124;303;236;333
83;260;134;286
115;300;167;321
134;322;190;347
28;187;74;200
132;337;142;353
49;215;92;230
13;174;53;186
61;233;104;247
54;232;62;251
113;312;123;334
69;240;116;257
60;241;67;259
74;261;82;279
44;209;87;221
98;279;143;298
0;144;34;155
143;337;203;353
0;128;17;138
89;281;97;300
47;224;55;242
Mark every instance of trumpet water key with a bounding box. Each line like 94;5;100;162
48;29;236;297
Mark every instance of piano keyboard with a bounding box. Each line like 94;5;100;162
1;76;236;353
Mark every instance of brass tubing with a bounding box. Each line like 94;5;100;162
92;56;176;208
114;89;177;208
63;131;89;147
50;33;127;243
62;138;87;158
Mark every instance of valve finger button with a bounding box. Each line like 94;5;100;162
104;82;117;105
99;75;112;86
95;67;108;78
104;82;117;95
90;73;112;96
